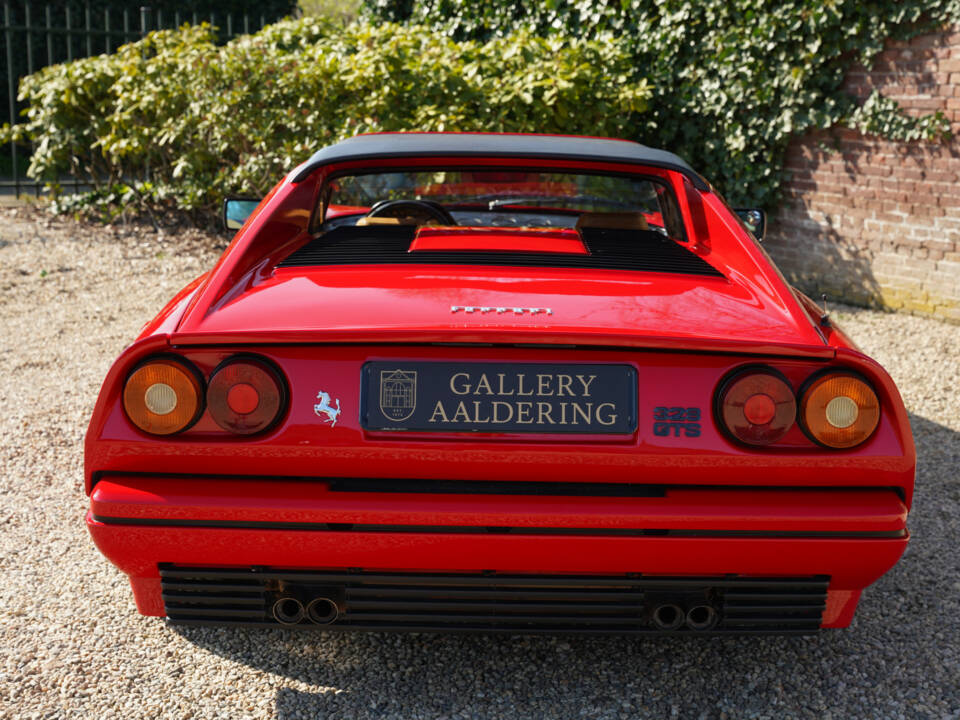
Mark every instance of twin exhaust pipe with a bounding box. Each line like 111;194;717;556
651;603;718;632
273;593;716;631
271;596;339;626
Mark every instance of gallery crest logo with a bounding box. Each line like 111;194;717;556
379;369;417;421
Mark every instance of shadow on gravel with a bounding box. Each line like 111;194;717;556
172;412;959;717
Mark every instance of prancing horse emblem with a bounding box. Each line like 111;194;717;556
314;390;341;427
379;369;417;421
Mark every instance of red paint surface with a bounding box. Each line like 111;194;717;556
90;476;907;532
410;226;589;255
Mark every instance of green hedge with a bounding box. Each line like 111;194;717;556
1;18;651;220
0;2;297;177
362;0;959;208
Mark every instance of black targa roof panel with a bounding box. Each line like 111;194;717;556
290;133;709;190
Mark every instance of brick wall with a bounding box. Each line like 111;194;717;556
765;25;960;324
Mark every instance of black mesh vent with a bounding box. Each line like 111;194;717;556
161;566;827;635
278;226;723;277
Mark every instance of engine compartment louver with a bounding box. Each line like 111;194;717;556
160;566;827;635
279;226;724;277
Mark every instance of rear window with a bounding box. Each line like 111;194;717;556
320;169;686;241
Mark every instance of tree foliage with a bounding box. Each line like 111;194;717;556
1;18;651;220
362;0;959;207
297;0;361;24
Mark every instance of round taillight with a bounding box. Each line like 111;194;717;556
123;357;203;435
800;372;880;449
718;369;796;446
206;357;285;435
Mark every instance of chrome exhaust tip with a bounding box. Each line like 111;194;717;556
272;597;305;625
305;597;339;625
650;603;685;631
685;604;718;631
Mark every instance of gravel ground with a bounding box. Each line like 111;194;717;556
0;206;958;720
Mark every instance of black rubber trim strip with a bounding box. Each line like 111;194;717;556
91;515;906;538
327;479;666;497
290;134;710;190
158;566;830;587
163;341;837;361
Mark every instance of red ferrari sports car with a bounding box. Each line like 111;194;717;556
85;133;914;635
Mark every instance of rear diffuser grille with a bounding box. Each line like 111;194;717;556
279;226;723;277
160;566;827;635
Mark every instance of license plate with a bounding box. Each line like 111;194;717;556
362;362;637;434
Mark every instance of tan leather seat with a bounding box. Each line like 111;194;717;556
575;212;649;231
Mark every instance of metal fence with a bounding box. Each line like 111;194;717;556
1;3;280;198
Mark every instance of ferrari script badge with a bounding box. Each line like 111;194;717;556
380;369;417;421
314;390;341;427
451;306;553;315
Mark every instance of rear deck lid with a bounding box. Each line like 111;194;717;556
177;259;827;354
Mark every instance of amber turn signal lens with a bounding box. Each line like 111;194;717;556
719;370;796;446
801;373;880;448
207;357;285;435
123;358;203;435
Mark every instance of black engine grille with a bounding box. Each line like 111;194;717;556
160;566;828;635
278;226;723;277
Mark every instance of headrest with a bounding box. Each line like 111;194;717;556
355;216;416;226
575;212;649;231
354;216;444;227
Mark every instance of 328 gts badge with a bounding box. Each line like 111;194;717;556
653;406;701;438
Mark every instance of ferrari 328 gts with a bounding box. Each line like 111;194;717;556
85;133;914;635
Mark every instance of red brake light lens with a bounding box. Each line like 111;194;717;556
207;357;286;435
718;369;796;446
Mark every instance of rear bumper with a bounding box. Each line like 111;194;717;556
87;475;910;632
